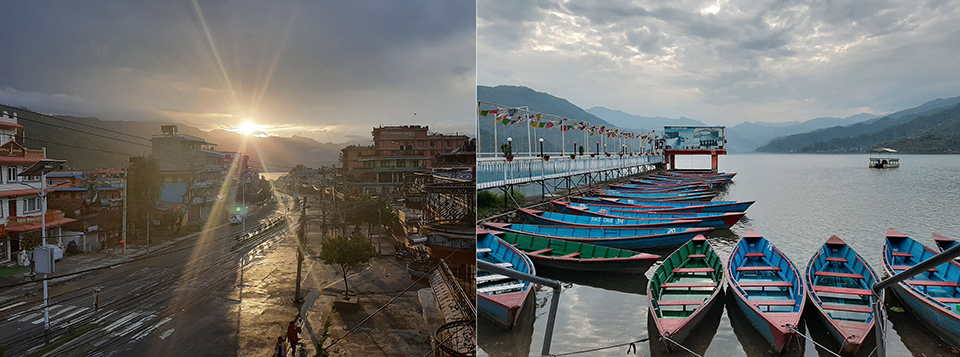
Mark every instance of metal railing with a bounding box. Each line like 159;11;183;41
477;154;663;189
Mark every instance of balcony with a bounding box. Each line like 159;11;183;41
8;210;64;226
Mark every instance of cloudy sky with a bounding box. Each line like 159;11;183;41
478;0;960;125
0;1;475;143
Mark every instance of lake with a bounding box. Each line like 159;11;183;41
478;153;960;357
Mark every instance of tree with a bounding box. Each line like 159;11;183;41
128;157;162;233
289;164;309;175
318;234;377;299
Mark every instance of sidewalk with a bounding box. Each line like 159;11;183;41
233;202;434;356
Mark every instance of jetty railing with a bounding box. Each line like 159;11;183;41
476;259;562;357
871;242;960;357
477;154;663;190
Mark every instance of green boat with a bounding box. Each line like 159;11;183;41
647;235;724;352
495;232;660;274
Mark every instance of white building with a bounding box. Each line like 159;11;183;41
0;110;75;265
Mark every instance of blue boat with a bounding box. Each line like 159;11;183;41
551;201;744;229
882;228;960;348
482;222;714;250
592;189;716;201
805;235;882;356
726;230;805;353
934;233;960;254
518;208;703;229
477;231;536;329
572;197;755;213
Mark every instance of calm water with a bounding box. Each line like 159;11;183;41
479;154;960;357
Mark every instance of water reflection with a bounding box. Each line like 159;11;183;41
537;266;650;295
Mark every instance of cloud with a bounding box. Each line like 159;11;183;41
479;0;960;124
0;1;476;142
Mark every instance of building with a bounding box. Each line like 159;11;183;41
0;110;75;264
150;125;225;225
339;126;470;194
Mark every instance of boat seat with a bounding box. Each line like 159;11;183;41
892;265;938;273
751;300;796;306
688;254;707;258
661;282;717;289
656;300;706;306
905;280;960;287
821;304;873;313
738;281;793;288
934;298;960;304
737;266;781;272
528;248;553;255
892;252;914;258
494;262;514;268
814;286;873;296
815;271;863;279
478;283;525;294
560;252;581;259
825;257;846;262
744;253;765;258
477;274;510;284
476;248;492;253
672;268;714;274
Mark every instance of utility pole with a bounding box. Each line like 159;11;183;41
122;168;127;255
146;211;150;254
294;197;305;302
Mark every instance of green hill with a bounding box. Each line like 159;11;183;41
757;95;960;152
799;103;960;153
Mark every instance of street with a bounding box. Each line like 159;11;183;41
0;197;293;357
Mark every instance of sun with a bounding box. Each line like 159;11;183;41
239;121;259;136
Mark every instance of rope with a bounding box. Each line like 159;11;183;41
547;337;649;356
659;335;703;357
787;325;843;357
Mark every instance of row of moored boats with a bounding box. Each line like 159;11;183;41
477;170;960;355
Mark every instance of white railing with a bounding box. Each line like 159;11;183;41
477;154;663;189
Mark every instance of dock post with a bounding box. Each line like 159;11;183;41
711;153;718;173
668;154;676;170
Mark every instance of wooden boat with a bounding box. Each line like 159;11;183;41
648;235;724;351
482;222;714;250
477;231;535;329
882;228;960;348
804;235;882;356
593;190;717;201
551;201;743;228
518;208;703;229
572;197;755;213
608;183;709;191
496;232;659;274
934;233;959;253
659;171;735;179
726;230;805;352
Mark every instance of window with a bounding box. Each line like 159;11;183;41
25;197;41;213
380;161;390;168
397;160;406;168
6;167;16;182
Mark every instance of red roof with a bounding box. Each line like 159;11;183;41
0;122;24;129
0;188;51;197
0;157;43;165
5;217;77;232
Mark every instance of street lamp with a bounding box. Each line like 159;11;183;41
507;137;513;154
18;159;66;331
539;138;544;159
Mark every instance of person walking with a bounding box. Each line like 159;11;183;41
287;320;301;356
274;336;286;357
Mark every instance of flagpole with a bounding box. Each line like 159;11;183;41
493;108;498;158
560;119;565;156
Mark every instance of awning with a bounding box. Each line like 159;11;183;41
0;122;24;129
5;217;77;232
0;188;49;197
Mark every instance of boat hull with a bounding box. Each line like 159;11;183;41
477;291;530;329
730;289;796;352
482;222;713;250
889;282;960;349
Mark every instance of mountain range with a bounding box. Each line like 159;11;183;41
1;104;345;171
480;85;960;154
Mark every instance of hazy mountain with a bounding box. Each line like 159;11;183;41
798;103;960;153
585;106;707;132
757;95;960;152
728;113;881;151
2;104;344;171
478;85;620;154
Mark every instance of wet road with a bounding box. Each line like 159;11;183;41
0;197;296;356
